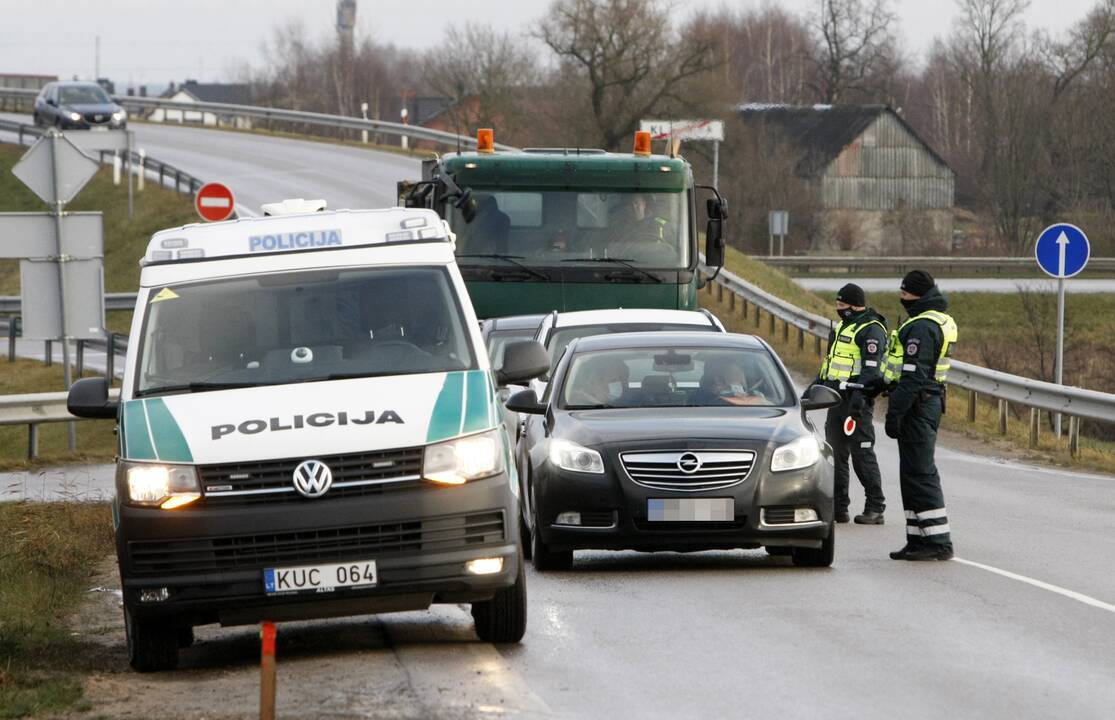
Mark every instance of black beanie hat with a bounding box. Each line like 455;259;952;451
836;283;866;307
901;270;935;297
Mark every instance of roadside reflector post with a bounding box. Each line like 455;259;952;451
968;390;978;423
260;621;277;720
27;423;38;459
998;399;1008;435
112;152;121;185
1029;407;1039;448
1068;416;1080;457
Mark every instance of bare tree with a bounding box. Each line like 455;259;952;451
536;0;718;150
809;0;900;103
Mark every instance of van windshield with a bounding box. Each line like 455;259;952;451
135;266;476;396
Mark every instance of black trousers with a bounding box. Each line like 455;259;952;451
825;399;885;514
897;393;953;550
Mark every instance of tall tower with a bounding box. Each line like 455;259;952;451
336;0;356;57
334;0;356;115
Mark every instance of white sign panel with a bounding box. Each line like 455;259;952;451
11;133;100;206
0;212;104;258
19;258;106;340
768;211;789;236
640;119;725;142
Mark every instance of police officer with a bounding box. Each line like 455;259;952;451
884;270;958;561
811;283;887;524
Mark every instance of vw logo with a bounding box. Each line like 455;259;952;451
677;453;702;474
292;459;333;498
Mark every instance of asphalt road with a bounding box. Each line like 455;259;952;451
798;277;1115;294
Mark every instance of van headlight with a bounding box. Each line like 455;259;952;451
770;436;821;473
123;462;201;509
423;429;503;485
548;439;604;474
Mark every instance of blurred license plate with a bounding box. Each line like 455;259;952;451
648;498;734;522
263;560;377;595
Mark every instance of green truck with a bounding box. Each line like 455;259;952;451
400;133;726;319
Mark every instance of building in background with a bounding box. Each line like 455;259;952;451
739;104;956;254
147;80;254;128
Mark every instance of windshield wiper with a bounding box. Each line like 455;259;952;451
136;381;259;397
294;371;418;384
457;254;551;282
561;257;663;283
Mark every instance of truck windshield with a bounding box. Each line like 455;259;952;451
135;266;475;396
450;189;688;269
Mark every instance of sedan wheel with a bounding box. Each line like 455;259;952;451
531;509;573;572
791;523;835;567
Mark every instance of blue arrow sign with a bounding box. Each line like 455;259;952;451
1035;223;1090;279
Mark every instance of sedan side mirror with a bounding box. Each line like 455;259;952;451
505;388;546;415
801;384;841;412
496;340;549;386
67;377;119;419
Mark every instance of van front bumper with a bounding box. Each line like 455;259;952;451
116;474;519;627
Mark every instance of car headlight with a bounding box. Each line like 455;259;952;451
124;462;201;508
112;109;126;122
548;439;604;474
423;429;503;485
68;111;82;121
770;436;821;473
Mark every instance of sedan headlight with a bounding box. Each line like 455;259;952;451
549;439;604;474
770;436;821;473
423;429;503;485
112;109;126;122
68;111;82;122
124;462;201;508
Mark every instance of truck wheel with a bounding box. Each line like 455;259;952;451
125;607;179;672
471;563;527;644
791;524;835;568
531;518;573;572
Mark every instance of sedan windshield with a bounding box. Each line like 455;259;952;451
59;86;111;104
560;347;793;409
543;323;716;380
450;189;688;268
136;266;475;396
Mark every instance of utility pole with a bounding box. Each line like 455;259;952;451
94;35;100;80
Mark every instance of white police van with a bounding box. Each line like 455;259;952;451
68;205;549;671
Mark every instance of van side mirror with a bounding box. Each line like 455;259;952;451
505;388;546;415
496;340;549;386
800;384;841;411
67;377;119;419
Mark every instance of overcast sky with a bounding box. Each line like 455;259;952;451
0;0;1098;89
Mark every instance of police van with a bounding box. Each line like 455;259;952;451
67;205;549;671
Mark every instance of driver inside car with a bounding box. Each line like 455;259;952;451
692;356;767;406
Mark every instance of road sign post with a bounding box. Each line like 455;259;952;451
194;182;236;222
1034;223;1091;438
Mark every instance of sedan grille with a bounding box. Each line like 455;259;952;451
199;447;425;505
621;450;756;492
128;510;505;576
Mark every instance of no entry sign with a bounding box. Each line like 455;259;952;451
194;182;236;222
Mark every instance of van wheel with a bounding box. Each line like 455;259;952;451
519;510;533;561
125;607;179;672
791;524;836;567
471;563;527;643
531;513;573;572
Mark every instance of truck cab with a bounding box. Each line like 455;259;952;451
67;206;549;671
401;131;726;319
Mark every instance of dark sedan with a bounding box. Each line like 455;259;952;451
34;82;126;130
507;331;842;570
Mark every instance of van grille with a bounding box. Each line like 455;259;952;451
198;447;426;505
620;450;756;492
127;511;505;576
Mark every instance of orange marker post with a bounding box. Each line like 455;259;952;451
260;621;277;720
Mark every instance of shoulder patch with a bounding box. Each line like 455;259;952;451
906;339;920;356
866;340;879;355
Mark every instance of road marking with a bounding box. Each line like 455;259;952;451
955;557;1115;614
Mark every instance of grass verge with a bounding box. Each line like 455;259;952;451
0;502;115;719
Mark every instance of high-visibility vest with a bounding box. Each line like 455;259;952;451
820;319;886;381
883;310;958;384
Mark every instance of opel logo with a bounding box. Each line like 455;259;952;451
292;459;333;498
677;453;702;474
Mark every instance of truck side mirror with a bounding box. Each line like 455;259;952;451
454;188;477;223
705;217;725;268
67;377;119;419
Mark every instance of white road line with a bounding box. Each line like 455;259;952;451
955;557;1115;614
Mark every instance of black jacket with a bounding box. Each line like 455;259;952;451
886;287;950;424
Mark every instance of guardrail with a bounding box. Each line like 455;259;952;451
0;86;516;152
0;388;120;459
701;262;1115;456
755;255;1115;275
0;293;137;315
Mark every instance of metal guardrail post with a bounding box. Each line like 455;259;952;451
76;339;84;377
7;318;16;362
741;298;748;318
28;423;38;459
998;399;1008;435
44;339;52;365
1029;407;1040;448
753;307;761;328
717;283;724;302
106;333;116;380
728;292;735;312
968;390;977;423
769;312;776;335
815;336;822;356
798;327;805;350
1069;417;1080;457
782;319;790;343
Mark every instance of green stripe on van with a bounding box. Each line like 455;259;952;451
122;399;157;460
144;398;193;462
462;371;492;434
427;372;465;443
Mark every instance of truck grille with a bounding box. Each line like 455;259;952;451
620;450;756;492
128;510;505;576
199;447;425;505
